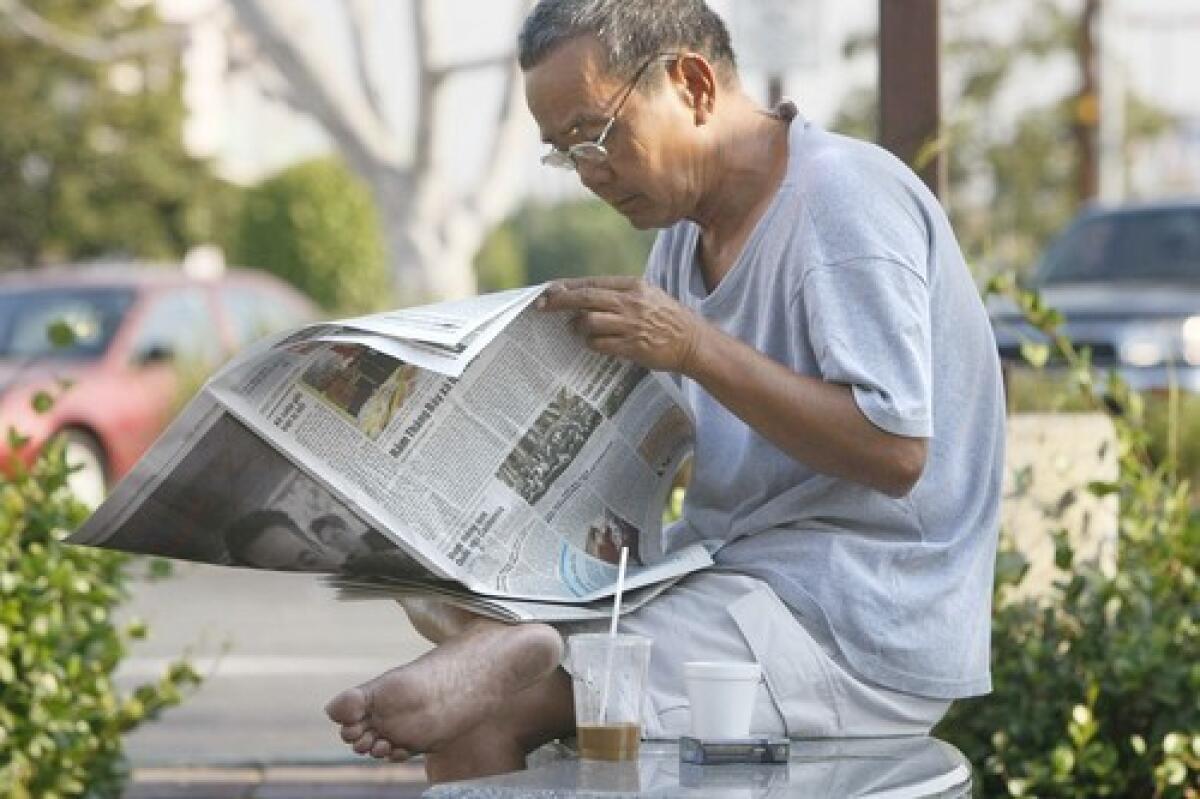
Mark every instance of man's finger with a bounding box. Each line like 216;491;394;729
549;276;641;293
537;277;641;310
586;334;631;360
572;310;627;338
541;285;625;312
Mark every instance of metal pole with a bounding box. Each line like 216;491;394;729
1075;0;1102;205
879;0;944;199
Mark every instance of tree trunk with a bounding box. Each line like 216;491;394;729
227;0;528;303
371;167;487;303
374;185;430;304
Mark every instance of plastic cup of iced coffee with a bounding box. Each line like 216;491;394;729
567;633;652;761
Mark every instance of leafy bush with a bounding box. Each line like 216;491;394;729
475;199;656;291
0;0;239;270
1;398;199;798
1143;392;1200;505
936;274;1200;797
226;157;389;314
1005;369;1200;505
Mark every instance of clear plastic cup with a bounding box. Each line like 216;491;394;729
684;661;762;739
568;633;652;761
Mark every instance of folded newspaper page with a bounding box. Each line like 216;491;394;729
70;285;711;622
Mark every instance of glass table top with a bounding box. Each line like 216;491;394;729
425;735;973;798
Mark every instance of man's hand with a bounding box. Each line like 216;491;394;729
537;277;705;374
538;277;926;497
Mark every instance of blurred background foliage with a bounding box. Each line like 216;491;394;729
0;0;236;271
1007;369;1200;503
0;0;1181;298
223;157;390;315
475;199;656;291
832;0;1174;277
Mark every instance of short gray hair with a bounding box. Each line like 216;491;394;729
517;0;737;84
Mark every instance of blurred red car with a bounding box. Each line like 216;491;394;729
0;264;319;507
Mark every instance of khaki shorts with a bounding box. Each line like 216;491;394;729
559;572;951;739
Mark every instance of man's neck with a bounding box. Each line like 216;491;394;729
690;97;790;291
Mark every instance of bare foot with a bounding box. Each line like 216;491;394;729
424;720;526;783
423;669;575;783
396;598;484;644
324;621;563;757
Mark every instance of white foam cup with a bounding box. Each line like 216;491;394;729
684;661;762;739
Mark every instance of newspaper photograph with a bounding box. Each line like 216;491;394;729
70;397;436;580
70;285;711;620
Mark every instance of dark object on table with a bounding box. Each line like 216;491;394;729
679;736;790;765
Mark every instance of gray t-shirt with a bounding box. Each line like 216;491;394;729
646;107;1005;699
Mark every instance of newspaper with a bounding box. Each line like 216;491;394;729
70;285;711;622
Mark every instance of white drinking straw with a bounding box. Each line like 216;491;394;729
598;546;629;724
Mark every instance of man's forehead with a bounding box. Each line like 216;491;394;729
523;37;623;139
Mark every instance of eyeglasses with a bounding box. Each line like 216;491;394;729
541;54;679;171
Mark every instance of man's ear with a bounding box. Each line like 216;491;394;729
671;53;718;125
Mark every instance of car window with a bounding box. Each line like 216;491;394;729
1040;209;1200;284
0;287;136;359
131;288;222;365
219;285;308;349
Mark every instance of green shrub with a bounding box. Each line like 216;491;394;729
1;400;199;798
936;274;1200;797
475;199;656;291
1005;369;1200;504
226;157;390;314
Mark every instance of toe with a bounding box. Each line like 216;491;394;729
389;747;412;762
340;722;367;743
352;730;377;755
325;686;368;724
370;739;392;759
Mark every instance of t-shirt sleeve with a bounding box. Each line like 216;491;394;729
800;258;933;438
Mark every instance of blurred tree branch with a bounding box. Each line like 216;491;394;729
346;0;388;125
226;0;400;178
228;0;535;301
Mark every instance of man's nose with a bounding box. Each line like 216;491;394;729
576;159;613;192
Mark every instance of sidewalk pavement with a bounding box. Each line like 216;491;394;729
117;563;433;765
114;565;438;796
125;761;429;799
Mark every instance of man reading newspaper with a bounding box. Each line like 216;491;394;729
324;0;1006;782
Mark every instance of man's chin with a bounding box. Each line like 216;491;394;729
615;204;668;230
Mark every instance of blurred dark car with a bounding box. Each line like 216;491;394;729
990;199;1200;392
0;264;319;507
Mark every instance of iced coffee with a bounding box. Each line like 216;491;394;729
567;633;652;762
